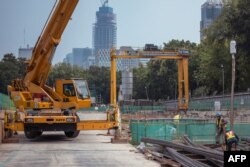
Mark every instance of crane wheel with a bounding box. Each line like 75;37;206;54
24;131;43;139
64;115;80;138
4;129;13;138
64;130;80;138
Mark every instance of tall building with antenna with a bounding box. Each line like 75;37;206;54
200;0;224;40
18;45;33;59
93;0;117;67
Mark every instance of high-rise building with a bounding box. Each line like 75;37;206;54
63;53;73;65
200;0;223;40
72;48;92;67
63;47;93;68
93;2;117;68
18;45;33;59
82;56;96;69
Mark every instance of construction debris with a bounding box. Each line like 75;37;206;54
140;137;225;167
238;137;250;151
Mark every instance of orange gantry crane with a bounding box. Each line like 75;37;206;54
110;48;190;112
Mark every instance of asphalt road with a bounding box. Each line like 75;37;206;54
0;113;159;167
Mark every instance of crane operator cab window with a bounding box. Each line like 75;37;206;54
63;84;76;97
74;80;90;99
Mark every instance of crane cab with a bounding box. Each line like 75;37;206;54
55;78;91;109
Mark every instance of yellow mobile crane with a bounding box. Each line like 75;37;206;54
5;0;119;139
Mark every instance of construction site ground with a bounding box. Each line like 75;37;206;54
1;110;250;166
0;112;159;167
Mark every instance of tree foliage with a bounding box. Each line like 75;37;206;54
198;0;250;94
1;0;250;102
133;40;198;100
0;56;118;104
133;64;149;99
0;54;26;94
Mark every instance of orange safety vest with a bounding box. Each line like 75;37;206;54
225;131;236;141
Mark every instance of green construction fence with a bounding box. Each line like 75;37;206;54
120;105;166;114
0;93;15;110
130;119;250;145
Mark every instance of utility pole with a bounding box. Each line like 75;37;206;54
145;86;149;100
221;64;225;97
230;40;236;130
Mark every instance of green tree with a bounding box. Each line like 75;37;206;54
164;40;199;98
229;0;250;90
132;40;199;100
47;63;86;86
0;53;26;94
133;64;149;99
198;0;250;94
87;66;111;104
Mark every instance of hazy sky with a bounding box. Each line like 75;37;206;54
0;0;206;64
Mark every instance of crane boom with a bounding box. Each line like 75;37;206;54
25;0;78;87
5;0;119;140
8;0;92;112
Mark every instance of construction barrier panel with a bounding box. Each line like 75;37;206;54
121;92;250;112
130;119;250;145
0;93;15;110
121;105;166;114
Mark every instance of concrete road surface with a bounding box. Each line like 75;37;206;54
0;113;160;167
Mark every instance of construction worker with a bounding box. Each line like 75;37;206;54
224;127;239;151
173;113;182;125
173;113;182;137
215;112;226;144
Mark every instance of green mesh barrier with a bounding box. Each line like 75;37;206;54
0;93;15;110
233;123;250;138
189;96;250;111
187;123;216;144
130;119;250;145
121;105;165;114
130;119;175;144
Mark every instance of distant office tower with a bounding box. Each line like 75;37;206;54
72;48;92;68
63;53;73;65
82;56;96;69
18;45;33;59
200;0;223;40
93;2;117;68
63;48;93;68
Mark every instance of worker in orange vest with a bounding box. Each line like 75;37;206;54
224;127;239;151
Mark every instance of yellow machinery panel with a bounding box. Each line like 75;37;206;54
77;121;118;130
24;116;77;124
